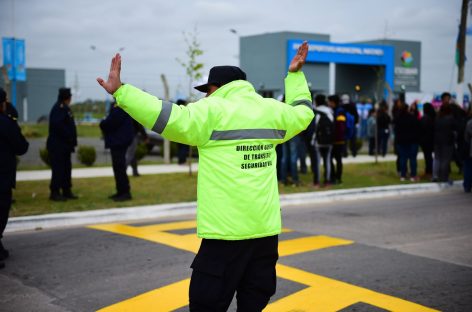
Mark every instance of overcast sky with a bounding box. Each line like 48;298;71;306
0;0;467;101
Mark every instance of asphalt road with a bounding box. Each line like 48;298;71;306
0;190;471;311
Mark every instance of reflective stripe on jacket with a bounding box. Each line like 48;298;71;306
113;71;314;240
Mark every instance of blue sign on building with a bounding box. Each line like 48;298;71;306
287;40;394;97
2;37;26;81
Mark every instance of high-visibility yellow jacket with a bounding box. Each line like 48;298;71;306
114;71;314;240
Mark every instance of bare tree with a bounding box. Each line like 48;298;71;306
176;26;204;175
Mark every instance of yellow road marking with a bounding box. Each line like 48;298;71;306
97;279;190;312
89;221;439;312
278;235;353;257
265;264;439;312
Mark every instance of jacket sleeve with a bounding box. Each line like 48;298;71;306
3;119;29;156
281;71;315;142
113;84;213;146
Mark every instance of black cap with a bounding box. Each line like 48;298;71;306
194;66;246;93
58;88;72;101
0;88;6;103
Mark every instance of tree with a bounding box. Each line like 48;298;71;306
176;26;204;175
176;26;204;101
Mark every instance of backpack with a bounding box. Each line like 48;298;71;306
344;110;355;140
316;112;334;145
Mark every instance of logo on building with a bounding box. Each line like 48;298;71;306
400;51;413;68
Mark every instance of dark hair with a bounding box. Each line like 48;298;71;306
422;102;435;119
327;95;340;107
314;94;326;106
441;92;451;101
368;108;376;116
176;99;187;105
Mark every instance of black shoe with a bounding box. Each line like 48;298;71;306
132;172;140;177
113;193;132;202
0;261;4;270
63;190;78;200
0;241;8;261
49;193;67;201
0;249;9;261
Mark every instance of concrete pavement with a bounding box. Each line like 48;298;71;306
1;190;470;311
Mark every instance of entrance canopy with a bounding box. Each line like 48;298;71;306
287;40;394;97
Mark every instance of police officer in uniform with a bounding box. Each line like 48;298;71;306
0;88;29;269
98;42;313;310
47;88;78;201
100;102;134;201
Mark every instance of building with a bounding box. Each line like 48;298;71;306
240;31;421;101
0;68;65;122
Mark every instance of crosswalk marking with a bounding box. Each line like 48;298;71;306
89;221;440;312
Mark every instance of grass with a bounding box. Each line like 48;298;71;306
11;160;463;218
20;123;103;138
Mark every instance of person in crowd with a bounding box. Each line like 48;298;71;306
126;119;148;176
280;130;301;186
175;99;191;165
392;98;404;176
463;106;472;193
376;101;391;157
97;42;313;311
420;103;436;178
394;102;420;181
313;95;334;187
300;95;320;186
0;88;29;269
47;88;78;201
451;101;467;174
100;102;134;201
366;108;376;156
341;94;359;157
329;95;346;184
433;102;457;183
409;101;421;120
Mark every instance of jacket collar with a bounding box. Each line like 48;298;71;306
209;80;255;99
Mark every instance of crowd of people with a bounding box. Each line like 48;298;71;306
277;91;472;193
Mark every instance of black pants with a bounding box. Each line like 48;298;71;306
177;143;190;164
49;149;72;194
111;148;130;195
0;189;12;239
331;144;344;183
422;144;433;175
189;235;278;312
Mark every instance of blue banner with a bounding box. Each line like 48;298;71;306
2;37;26;81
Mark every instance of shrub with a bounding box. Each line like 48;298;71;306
39;148;50;167
135;143;148;161
77;145;96;166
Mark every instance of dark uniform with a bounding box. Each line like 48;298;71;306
0;90;29;266
47;88;77;200
100;103;134;201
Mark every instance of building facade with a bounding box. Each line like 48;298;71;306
240;32;421;100
0;67;65;122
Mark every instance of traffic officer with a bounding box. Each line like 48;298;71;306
97;41;313;311
47;88;78;201
100;102;134;201
0;87;29;269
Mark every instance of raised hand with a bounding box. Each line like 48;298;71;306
97;53;122;95
288;41;309;73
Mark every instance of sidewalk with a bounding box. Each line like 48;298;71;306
17;154;401;181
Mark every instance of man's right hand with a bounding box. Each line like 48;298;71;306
97;53;122;95
288;41;308;73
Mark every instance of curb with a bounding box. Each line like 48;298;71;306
7;182;461;233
